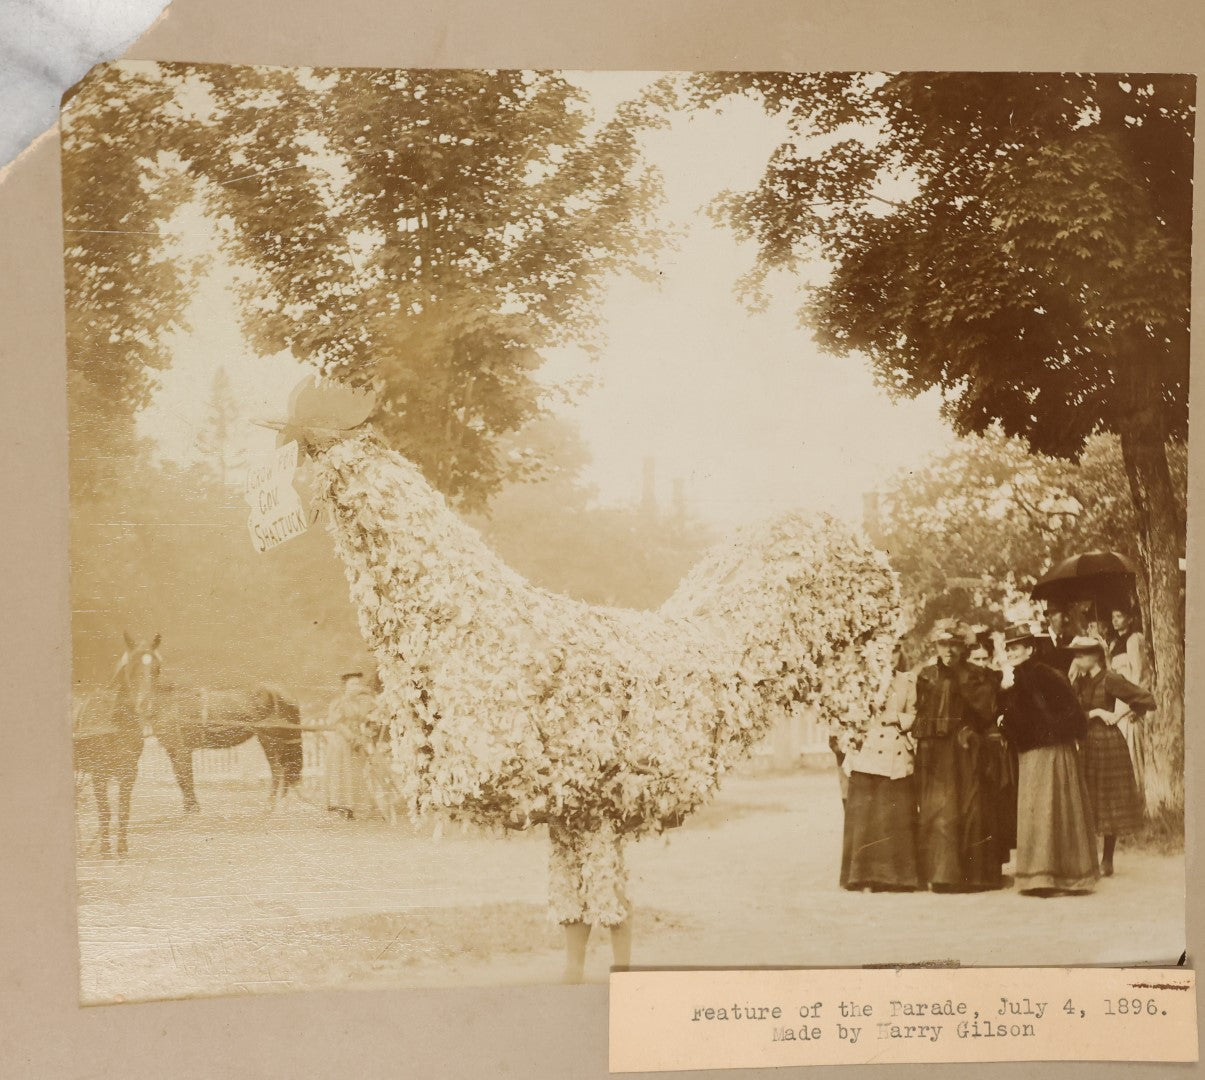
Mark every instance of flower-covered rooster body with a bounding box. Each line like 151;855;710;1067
278;378;901;926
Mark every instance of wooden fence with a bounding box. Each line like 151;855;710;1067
746;703;833;770
136;732;331;786
132;703;833;787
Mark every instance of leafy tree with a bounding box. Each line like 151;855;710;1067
61;64;202;500
686;72;1192;817
62;62;673;722
875;429;1187;660
64;61;667;509
875;429;1078;632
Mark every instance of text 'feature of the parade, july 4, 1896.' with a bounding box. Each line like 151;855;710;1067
609;967;1198;1070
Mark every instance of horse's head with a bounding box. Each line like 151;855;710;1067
116;631;162;733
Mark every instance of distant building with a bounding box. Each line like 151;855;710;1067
671;478;686;528
862;490;881;544
640;456;657;520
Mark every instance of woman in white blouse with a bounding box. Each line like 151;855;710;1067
839;644;921;891
1108;606;1153;804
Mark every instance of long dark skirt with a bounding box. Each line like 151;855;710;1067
982;733;1019;861
915;735;1003;891
1014;744;1099;894
1082;720;1144;836
840;771;920;891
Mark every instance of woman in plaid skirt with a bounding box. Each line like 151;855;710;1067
1068;636;1155;877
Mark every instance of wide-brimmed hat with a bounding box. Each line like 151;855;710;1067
340;671;365;682
1003;623;1037;647
1067;635;1108;656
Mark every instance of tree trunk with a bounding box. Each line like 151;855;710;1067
1118;411;1186;821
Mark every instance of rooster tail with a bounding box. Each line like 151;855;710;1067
661;510;901;738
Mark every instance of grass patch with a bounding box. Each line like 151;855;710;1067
1121;805;1185;855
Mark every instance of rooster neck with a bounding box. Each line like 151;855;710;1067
313;431;523;669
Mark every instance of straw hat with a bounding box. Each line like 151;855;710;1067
1002;623;1037;647
1067;635;1108;657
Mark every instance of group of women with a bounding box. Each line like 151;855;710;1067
840;608;1155;896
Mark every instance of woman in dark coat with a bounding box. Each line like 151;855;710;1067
968;631;1017;869
1000;625;1099;896
912;620;1002;891
1068;636;1154;876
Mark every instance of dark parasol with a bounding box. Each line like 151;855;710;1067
1030;550;1136;607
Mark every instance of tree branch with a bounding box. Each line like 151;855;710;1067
1009;486;1051;530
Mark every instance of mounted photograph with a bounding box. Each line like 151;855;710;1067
61;62;1192;1005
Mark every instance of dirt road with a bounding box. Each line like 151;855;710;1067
75;769;1185;1004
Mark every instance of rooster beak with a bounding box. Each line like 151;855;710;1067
252;411;368;457
252;418;312;454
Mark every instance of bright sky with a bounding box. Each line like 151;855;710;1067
138;71;954;529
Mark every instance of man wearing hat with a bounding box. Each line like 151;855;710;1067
999;624;1098;895
324;670;375;819
912;619;1001;891
1067;635;1154;877
1034;607;1078;674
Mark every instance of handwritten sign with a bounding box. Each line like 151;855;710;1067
609;968;1197;1071
244;441;308;553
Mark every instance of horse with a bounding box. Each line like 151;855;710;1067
73;632;157;857
146;656;304;812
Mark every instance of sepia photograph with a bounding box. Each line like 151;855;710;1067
62;61;1192;1006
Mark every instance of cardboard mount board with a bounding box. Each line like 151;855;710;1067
3;1;1205;1077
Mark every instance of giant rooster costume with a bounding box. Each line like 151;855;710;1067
271;377;901;970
